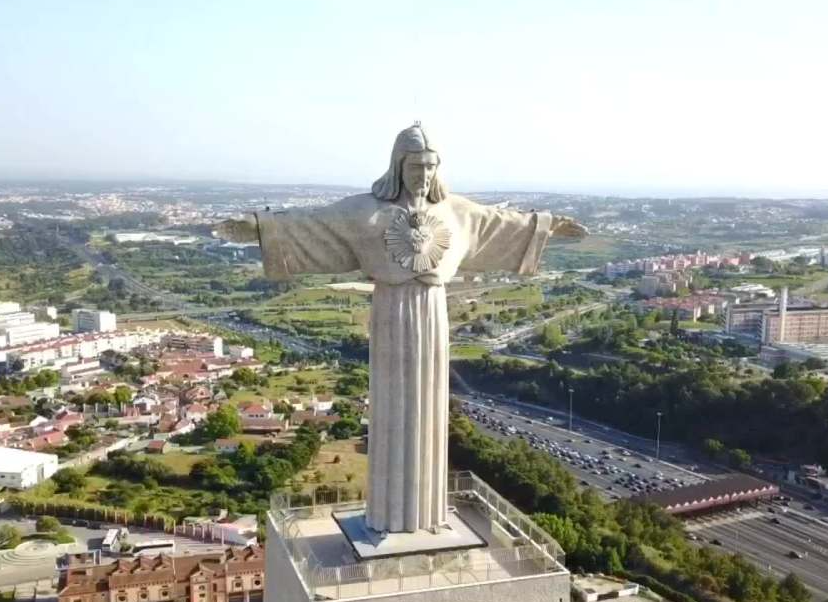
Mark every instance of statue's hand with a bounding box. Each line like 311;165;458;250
550;216;588;239
214;216;259;243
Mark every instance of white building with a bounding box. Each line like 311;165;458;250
0;447;59;489
0;301;21;314
0;329;164;372
2;321;60;347
72;309;117;333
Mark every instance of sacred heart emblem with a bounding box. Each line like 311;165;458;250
384;210;451;273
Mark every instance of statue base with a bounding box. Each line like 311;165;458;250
331;507;487;560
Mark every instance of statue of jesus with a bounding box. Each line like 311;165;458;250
217;125;587;534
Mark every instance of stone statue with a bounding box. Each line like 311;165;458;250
217;125;587;534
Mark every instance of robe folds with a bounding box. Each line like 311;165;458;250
256;193;552;533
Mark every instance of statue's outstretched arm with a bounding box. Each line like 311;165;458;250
550;215;588;239
214;215;259;243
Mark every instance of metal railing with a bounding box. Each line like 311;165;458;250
269;471;568;600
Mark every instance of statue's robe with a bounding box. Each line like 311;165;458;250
255;193;552;533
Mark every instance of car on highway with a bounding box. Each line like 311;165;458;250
787;550;804;559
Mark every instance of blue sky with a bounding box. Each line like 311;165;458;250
1;0;826;196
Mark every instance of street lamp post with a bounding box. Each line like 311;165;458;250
568;387;574;432
655;411;663;461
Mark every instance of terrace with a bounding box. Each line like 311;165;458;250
267;471;568;600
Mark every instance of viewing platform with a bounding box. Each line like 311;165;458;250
265;471;570;602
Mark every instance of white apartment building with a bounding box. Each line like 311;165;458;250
0;301;22;314
2;321;60;347
0;311;35;329
0;329;165;372
72;309;117;333
0;447;59;489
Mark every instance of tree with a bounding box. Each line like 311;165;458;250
203;405;241;440
541;323;567;350
0;525;22;550
669;309;679;336
778;573;810;602
751;256;777;273
52;467;87;494
36;515;62;533
66;424;97;449
330;417;360;440
702;438;725;459
231;367;258;387
113;385;133;405
727;448;752;470
773;361;801;379
605;547;624;574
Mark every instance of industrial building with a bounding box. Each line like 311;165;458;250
0;447;59;489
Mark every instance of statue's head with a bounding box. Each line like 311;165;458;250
372;125;448;203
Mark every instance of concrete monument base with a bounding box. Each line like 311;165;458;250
332;507;487;560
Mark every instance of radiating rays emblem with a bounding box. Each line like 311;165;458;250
384;209;451;273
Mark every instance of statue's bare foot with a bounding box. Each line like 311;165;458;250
214;216;259;243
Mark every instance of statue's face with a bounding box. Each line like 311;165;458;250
401;151;439;199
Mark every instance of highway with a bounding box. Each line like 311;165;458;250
688;508;828;597
458;397;706;501
455;301;607;350
455;392;828;598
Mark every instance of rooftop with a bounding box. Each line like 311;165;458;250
268;471;567;600
0;446;58;470
632;474;777;515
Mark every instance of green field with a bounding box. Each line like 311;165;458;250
297;439;367;494
140;451;208;476
229;368;341;404
252;306;370;339
267;287;371;307
450;343;488;360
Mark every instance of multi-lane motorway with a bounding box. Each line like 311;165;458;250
688;508;828;596
456;392;828;598
458;397;705;500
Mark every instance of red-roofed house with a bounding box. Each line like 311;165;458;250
240;403;271;420
53;411;84;432
21;430;67;451
216;439;240;454
146;440;169;454
183;402;209;422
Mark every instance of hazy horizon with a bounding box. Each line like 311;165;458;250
2;1;827;197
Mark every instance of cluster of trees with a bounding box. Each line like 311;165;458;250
190;425;322;496
51;467;88;493
0;226;84;303
335;362;369;396
0;369;59;394
448;413;811;602
69;385;133;406
92;450;174;484
458;349;828;463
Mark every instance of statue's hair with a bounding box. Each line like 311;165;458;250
372;125;448;203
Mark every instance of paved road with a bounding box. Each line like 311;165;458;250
459;399;705;501
456;393;828;598
688;507;828;598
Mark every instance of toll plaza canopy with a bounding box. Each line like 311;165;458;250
632;475;779;516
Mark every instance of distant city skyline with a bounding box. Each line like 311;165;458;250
2;1;827;197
